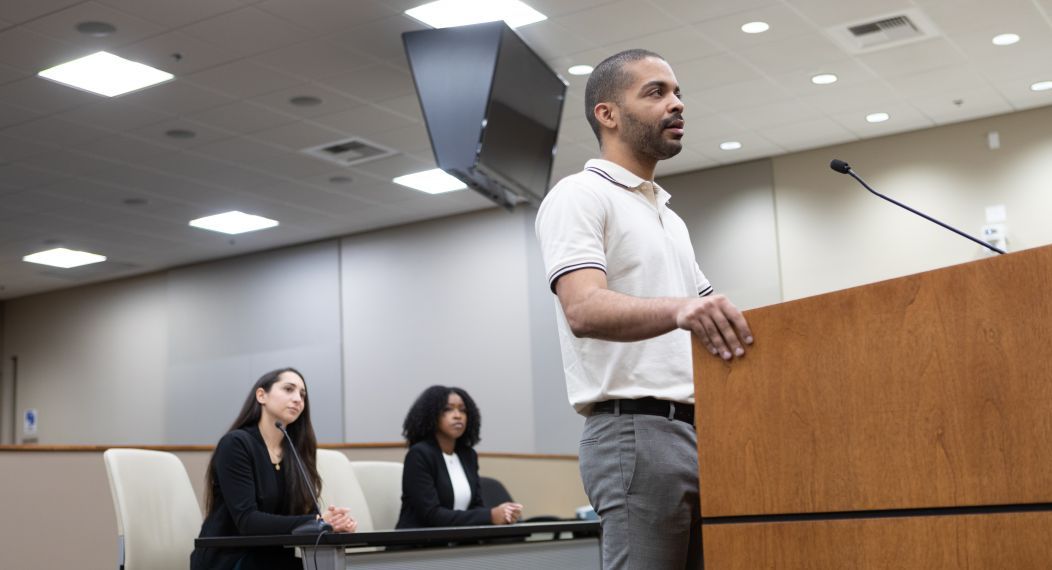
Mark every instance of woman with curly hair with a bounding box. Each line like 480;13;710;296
191;367;357;570
395;385;523;528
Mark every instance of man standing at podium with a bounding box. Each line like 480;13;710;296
535;49;753;569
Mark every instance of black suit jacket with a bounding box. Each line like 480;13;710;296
190;426;315;570
395;438;491;528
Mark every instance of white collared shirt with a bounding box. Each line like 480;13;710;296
535;159;712;413
443;452;472;510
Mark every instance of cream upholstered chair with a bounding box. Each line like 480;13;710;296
316;449;375;532
103;448;202;570
348;461;404;530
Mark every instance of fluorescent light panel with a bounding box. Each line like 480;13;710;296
811;73;838;85
991;33;1020;46
405;0;546;29
720;141;743;151
38;51;173;97
568;65;594;76
741;21;770;34
393;169;467;194
189;211;279;234
23;247;106;269
866;112;890;123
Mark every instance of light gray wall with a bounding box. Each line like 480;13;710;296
164;240;344;443
659;159;783;310
340;207;580;453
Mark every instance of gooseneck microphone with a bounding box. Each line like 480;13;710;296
275;421;333;535
829;159;1006;255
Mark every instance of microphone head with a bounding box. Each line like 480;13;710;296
830;159;851;174
274;421;285;430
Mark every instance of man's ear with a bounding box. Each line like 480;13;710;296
594;102;617;130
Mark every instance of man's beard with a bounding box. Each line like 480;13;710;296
619;107;683;160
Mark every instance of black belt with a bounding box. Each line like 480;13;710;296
591;397;694;426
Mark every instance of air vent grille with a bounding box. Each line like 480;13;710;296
826;9;939;54
301;137;397;167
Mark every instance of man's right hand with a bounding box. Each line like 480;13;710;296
675;294;753;360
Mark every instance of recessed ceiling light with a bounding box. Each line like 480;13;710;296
38;51;173;97
328;175;353;184
165;128;196;139
289;95;322;107
719;141;743;151
405;0;547;29
811;73;838;85
741;21;770;34
866;112;890;123
189;211;279;234
1030;80;1052;92
568;64;593;76
75;21;117;37
393;168;467;194
23;247;106;269
991;33;1020;46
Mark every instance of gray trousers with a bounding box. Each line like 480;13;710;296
579;411;702;570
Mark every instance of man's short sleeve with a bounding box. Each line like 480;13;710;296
695;262;713;297
535;181;607;293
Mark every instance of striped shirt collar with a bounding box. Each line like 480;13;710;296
583;159;671;205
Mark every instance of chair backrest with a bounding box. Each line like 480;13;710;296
348;461;404;530
479;476;514;507
315;449;375;532
103;448;203;570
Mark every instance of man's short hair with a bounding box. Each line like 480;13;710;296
584;49;664;145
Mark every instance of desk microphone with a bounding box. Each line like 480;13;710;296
829;159;1006;255
275;421;333;535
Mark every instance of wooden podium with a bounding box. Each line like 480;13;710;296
692;245;1052;568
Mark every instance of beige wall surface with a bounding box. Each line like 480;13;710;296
0;448;584;570
773;104;1052;301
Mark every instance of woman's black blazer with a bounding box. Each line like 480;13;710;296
395;438;491;528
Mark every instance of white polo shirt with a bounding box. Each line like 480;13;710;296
535;159;713;413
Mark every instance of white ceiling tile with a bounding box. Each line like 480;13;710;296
720;99;825;130
993;82;1052;112
363;122;430;154
190;101;298;135
0;100;42;128
0;27;85;72
694;77;791;112
945;17;1052;62
181;7;314;57
18;149;114;177
186;60;304;99
796;80;903;115
252;38;377;81
0;163;71;190
516;20;598;62
829;103;936;138
252;83;368;119
0;134;56;162
96;0;255;28
130;117;235;149
673;53;765;92
881;64;986;99
116;31;239;75
247;151;340;179
855;38;969;78
4;116;110;147
74;133;175;163
737;32;849;75
323;63;415;103
690;3;817;50
372;94;424;122
118;80;235;116
312;104;418;137
655;147;720;177
327;14;428;64
785;0;917;28
23;1;164;48
910;85;1013;125
649;0;780;24
256;0;394;34
250;120;345;150
525;0;618;18
757;117;855;150
553;0;678;46
682;112;747;140
350;153;430;181
915;0;1041;35
0;0;81;25
0;76;100;114
57;99;172;132
768;58;880;96
0;61;24;83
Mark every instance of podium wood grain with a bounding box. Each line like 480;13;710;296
693;245;1052;517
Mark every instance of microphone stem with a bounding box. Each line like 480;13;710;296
847;170;1006;255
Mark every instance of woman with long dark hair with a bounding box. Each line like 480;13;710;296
191;367;356;570
395;385;523;528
